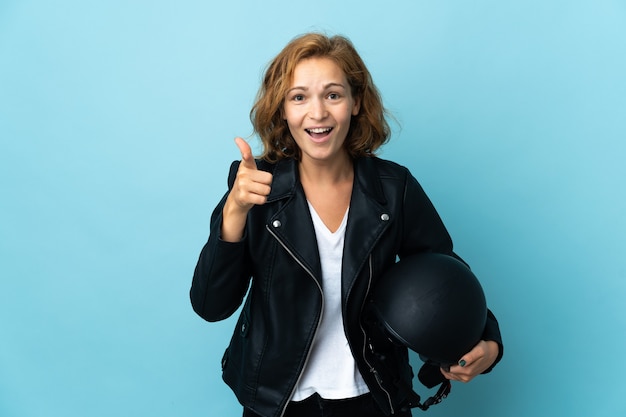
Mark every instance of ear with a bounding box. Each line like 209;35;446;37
352;96;361;116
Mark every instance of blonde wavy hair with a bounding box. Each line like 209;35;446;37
250;33;391;162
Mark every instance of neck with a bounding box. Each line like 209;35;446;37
298;152;353;186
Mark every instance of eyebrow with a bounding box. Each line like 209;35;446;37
286;82;347;94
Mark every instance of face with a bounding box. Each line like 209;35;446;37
283;57;360;165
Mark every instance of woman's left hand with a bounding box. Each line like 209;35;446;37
440;340;499;383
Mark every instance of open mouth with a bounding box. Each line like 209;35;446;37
305;127;333;139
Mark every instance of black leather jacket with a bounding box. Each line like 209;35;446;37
191;156;503;417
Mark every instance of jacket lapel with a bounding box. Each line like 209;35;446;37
342;157;390;299
265;159;322;284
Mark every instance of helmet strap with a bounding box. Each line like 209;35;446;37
412;380;451;411
394;369;451;411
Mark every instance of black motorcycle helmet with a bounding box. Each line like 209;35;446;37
364;252;488;411
368;252;487;367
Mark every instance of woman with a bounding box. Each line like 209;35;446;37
191;33;503;417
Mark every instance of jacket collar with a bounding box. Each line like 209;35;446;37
266;156;387;205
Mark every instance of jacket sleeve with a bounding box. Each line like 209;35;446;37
190;161;252;322
401;167;504;371
480;309;504;373
398;168;454;257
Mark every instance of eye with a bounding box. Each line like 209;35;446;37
292;94;305;102
328;93;340;100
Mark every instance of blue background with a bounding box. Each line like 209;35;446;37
1;1;625;416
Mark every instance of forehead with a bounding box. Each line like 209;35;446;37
290;57;348;86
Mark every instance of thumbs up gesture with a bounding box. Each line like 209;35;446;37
231;137;273;209
221;137;273;241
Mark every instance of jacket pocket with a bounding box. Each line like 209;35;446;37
221;299;260;404
222;308;250;369
222;307;250;370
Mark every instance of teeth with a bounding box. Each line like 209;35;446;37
307;128;331;134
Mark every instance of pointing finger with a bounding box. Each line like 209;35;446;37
234;137;257;170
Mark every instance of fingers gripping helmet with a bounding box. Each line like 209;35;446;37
365;252;488;410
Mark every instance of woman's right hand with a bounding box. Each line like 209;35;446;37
221;137;273;242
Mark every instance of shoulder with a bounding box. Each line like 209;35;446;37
353;156;420;204
357;156;412;181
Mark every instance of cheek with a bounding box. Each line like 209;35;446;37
283;106;300;125
282;113;300;138
284;116;298;134
340;108;355;126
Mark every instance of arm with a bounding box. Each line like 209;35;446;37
401;168;504;379
190;138;273;322
190;190;251;322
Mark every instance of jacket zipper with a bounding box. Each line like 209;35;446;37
266;225;325;417
359;255;395;414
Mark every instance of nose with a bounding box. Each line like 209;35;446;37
308;97;328;120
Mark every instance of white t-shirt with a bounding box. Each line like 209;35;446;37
291;203;370;401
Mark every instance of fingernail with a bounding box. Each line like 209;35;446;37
458;359;466;367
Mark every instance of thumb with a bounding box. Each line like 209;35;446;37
234;137;257;170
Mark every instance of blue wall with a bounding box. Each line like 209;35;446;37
1;1;625;416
